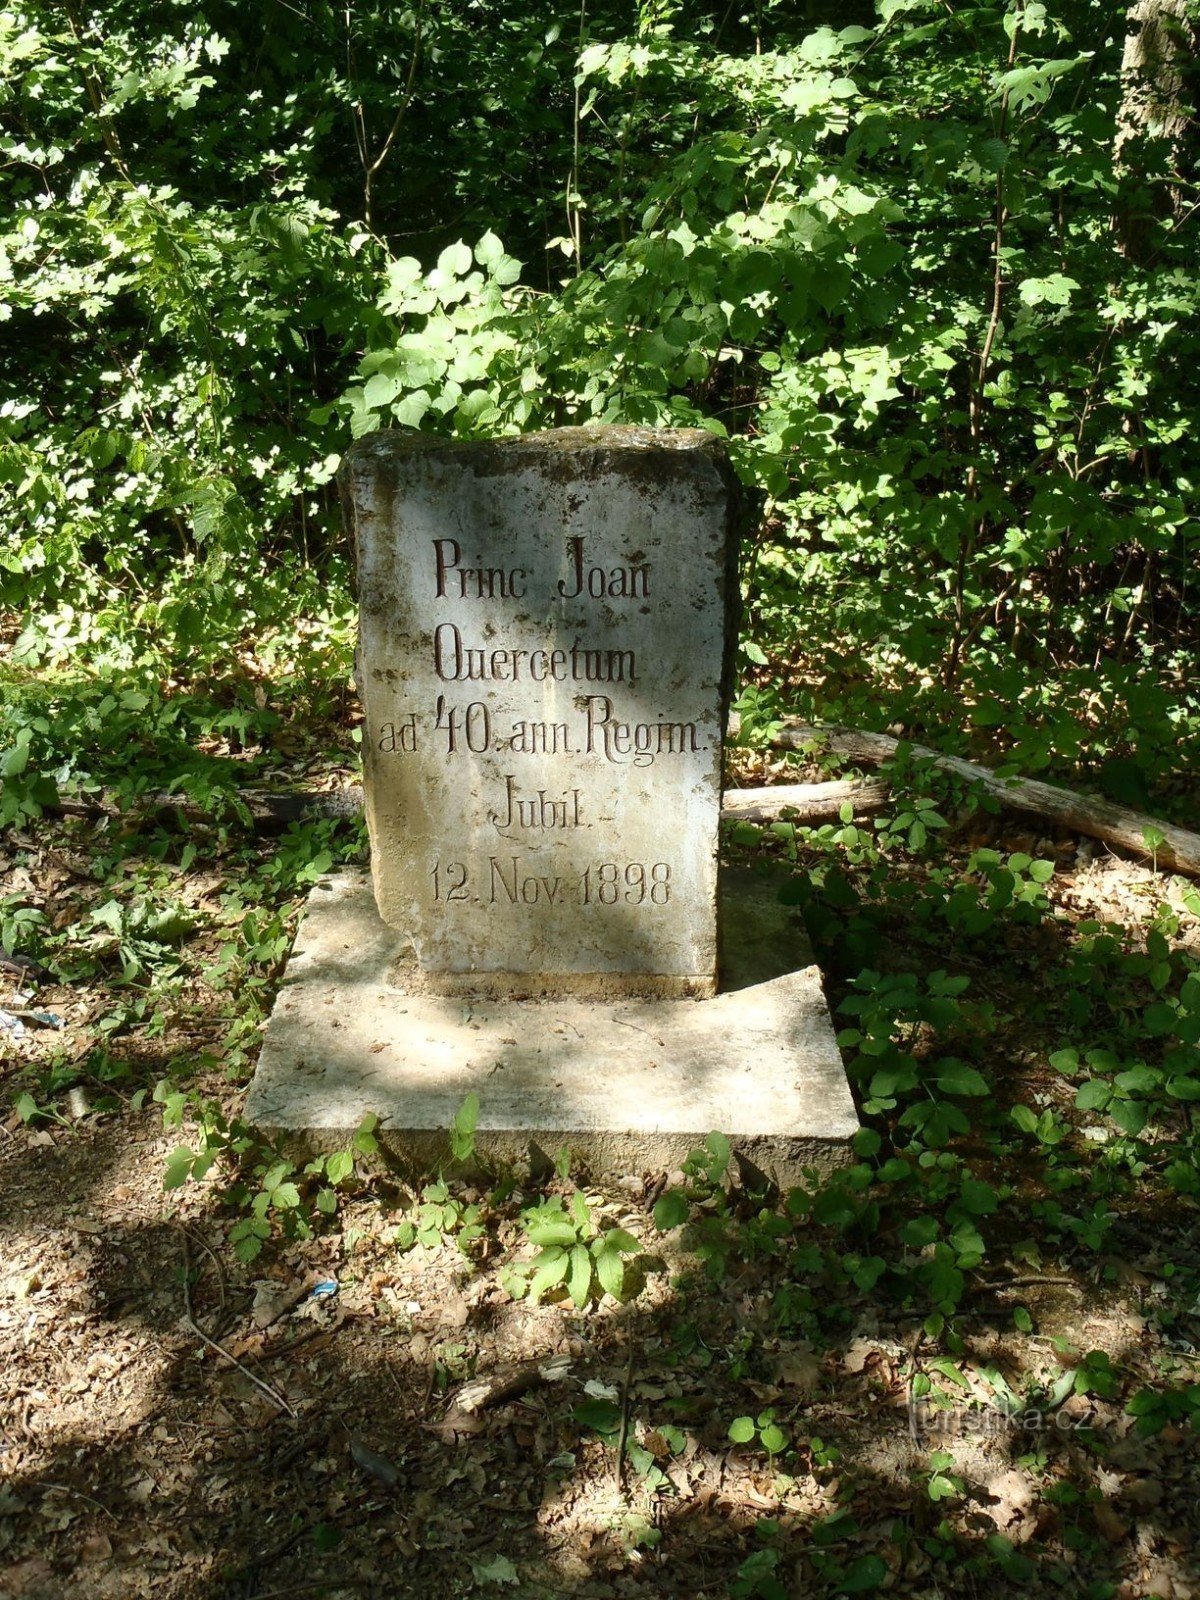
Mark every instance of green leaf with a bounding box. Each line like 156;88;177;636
601;1227;640;1255
705;1130;732;1174
362;371;399;410
474;230;505;268
594;1245;625;1300
164;1146;195;1190
653;1188;690;1231
568;1243;592;1308
1109;1099;1148;1136
325;1149;354;1185
1013;1306;1033;1333
1144;1003;1177;1037
438;240;472;278
957;1178;998;1215
261;1160;291;1193
728;1415;756;1443
1115;1065;1158;1094
852;1127;882;1158
934;1061;988;1096
470;1553;519;1586
902;1215;939;1247
574;1397;621;1434
1018;275;1080;308
450;1091;479;1160
528;1249;570;1302
1075;1080;1111;1111
838;1554;888;1594
525;1219;578;1248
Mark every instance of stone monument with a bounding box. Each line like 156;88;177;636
352;427;736;998
247;426;856;1183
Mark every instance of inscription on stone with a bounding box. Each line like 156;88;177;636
343;426;738;997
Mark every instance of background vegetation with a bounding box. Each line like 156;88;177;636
4;0;1198;788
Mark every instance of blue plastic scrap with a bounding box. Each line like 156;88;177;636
310;1280;339;1300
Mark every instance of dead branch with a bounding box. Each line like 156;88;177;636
774;722;1200;878
722;778;890;824
445;1351;572;1416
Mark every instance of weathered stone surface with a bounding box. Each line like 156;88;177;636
342;426;739;998
246;868;858;1186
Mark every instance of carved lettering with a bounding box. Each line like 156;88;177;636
582;695;700;767
505;719;572;755
489;773;584;833
434;624;635;685
377;712;418;754
557;536;650;601
434;537;527;600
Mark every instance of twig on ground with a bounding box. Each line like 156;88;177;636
183;1226;227;1314
240;1579;374;1599
40;1482;115;1520
975;1273;1082;1291
614;1343;635;1493
179;1233;297;1418
447;1352;573;1415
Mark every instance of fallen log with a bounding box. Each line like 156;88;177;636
773;722;1200;879
722;778;890;824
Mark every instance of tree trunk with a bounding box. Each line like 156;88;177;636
1114;0;1196;258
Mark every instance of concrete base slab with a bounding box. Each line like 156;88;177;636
246;867;858;1186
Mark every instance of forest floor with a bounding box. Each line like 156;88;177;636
2;668;1200;1600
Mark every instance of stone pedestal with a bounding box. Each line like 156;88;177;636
246;867;858;1187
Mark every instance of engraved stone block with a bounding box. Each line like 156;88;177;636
342;426;739;997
